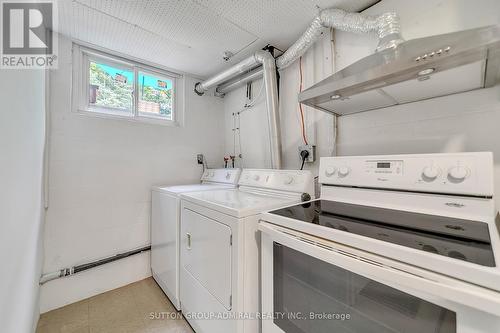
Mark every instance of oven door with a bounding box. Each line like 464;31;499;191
259;222;500;333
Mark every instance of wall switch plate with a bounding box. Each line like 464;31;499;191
298;145;315;163
197;154;204;164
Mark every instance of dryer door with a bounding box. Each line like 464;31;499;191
181;208;232;309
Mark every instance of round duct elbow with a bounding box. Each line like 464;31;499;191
194;82;205;96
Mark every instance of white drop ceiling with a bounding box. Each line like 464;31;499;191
56;0;378;78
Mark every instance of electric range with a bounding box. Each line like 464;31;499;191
259;152;500;333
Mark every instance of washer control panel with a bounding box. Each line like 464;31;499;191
319;152;493;196
201;168;241;184
239;169;314;195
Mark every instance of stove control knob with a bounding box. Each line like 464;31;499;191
253;174;260;181
422;166;440;181
284;175;294;185
325;166;337;177
448;166;469;183
338;167;350;177
225;172;231;180
208;171;215;178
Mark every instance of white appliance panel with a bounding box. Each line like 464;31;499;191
319;152;493;196
201;168;241;184
238;169;314;195
151;191;180;309
181;208;232;309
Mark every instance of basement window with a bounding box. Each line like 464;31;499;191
73;44;183;125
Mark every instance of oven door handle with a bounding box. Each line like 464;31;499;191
258;221;500;317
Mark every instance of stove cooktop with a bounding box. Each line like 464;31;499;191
269;200;495;267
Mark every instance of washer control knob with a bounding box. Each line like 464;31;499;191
253;174;260;181
448;166;469;183
422;166;440;181
325;166;337;177
338;167;350;177
284;175;294;185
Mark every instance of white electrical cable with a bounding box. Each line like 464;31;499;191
233;112;237;158
238;112;243;168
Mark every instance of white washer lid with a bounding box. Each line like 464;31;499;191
152;183;235;195
181;188;302;218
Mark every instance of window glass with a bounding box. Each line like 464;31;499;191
138;71;173;120
89;61;133;113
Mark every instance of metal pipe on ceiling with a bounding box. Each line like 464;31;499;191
215;67;264;96
194;56;261;95
194;51;282;169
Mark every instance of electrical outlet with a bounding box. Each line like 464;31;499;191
197;154;204;164
298;145;315;163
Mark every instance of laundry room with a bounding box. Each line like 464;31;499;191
2;0;500;332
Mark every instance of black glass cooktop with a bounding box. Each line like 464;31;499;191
269;200;495;267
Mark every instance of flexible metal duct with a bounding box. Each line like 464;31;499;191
194;51;282;169
276;8;404;69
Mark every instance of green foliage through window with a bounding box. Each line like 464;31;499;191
89;62;133;111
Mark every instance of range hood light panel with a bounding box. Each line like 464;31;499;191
418;68;435;76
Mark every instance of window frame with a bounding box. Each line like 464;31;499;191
72;43;183;127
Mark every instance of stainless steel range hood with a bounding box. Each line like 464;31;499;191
299;25;500;116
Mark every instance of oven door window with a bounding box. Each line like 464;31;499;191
273;243;456;333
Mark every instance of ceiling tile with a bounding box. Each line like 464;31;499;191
55;0;378;77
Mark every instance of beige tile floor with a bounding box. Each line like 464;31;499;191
36;277;194;333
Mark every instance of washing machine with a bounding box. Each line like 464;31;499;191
179;169;313;333
151;168;241;310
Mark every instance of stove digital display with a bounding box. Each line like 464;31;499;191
377;162;391;168
365;160;403;175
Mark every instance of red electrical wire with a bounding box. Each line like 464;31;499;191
299;57;308;145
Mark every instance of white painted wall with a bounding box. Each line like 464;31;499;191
40;35;226;312
223;34;336;171
0;70;46;332
224;0;500;202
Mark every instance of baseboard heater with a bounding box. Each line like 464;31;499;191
39;245;151;285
